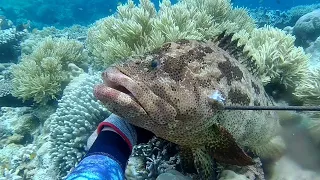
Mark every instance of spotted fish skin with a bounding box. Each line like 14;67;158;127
94;39;284;179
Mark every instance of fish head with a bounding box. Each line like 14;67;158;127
94;40;220;138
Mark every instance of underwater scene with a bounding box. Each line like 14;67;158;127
1;0;320;179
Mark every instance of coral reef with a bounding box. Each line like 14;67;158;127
287;4;320;23
249;4;320;29
11;37;88;104
9;144;37;172
294;69;320;106
0;63;13;98
249;8;290;28
0;107;32;142
21;25;88;55
292;68;320;146
0;106;46;180
0;62;35;107
306;36;320;69
125;138;266;180
217;157;265;180
293;9;320;47
87;0;255;68
0;144;23;179
0;138;56;180
47;73;110;177
30;140;57;180
87;0;308;92
0;79;12;98
0;15;13;30
235;25;309;89
126;137;180;179
0;28;26;63
0;168;22;180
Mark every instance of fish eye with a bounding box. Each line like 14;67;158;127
150;59;160;69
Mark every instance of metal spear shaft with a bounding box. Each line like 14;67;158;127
223;105;320;111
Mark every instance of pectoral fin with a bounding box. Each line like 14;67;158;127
207;124;255;166
193;147;216;180
179;146;196;174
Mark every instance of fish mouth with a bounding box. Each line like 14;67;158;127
94;66;148;116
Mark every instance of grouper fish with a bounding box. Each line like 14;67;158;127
94;34;286;179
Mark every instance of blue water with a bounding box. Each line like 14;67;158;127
232;0;320;9
0;0;318;29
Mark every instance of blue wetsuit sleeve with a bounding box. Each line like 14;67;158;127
66;154;124;180
66;130;131;180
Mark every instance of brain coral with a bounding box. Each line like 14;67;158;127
293;9;320;47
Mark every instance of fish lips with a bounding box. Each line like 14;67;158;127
94;67;149;117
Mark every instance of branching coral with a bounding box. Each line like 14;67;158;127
126;137;180;179
294;69;320;105
10;144;37;171
21;25;88;56
0;143;37;180
234;25;309;89
291;69;320;144
0;168;22;180
11;37;88;104
87;0;255;68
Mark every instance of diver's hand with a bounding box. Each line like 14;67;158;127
86;114;137;150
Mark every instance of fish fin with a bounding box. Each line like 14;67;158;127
179;146;197;174
192;147;216;180
213;31;259;75
207;124;255;166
